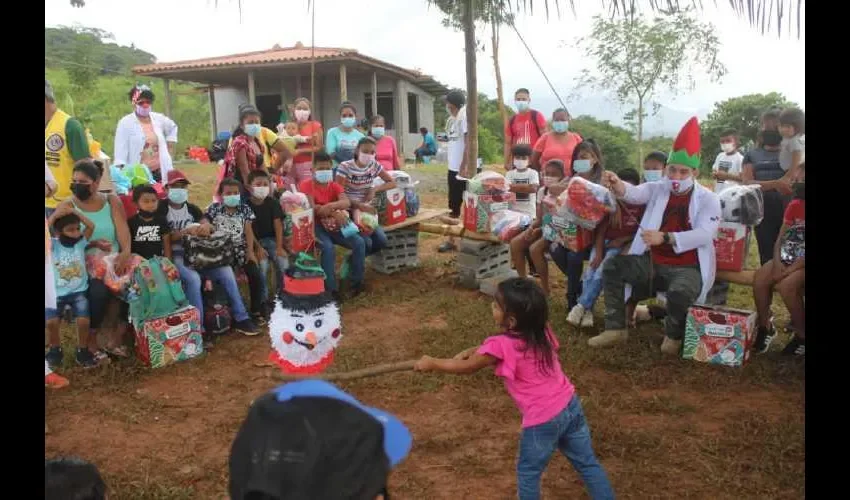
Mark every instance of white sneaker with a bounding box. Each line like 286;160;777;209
581;311;594;328
588;330;628;348
566;305;586;327
634;305;652;323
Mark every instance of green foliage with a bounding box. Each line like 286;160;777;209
45;26;156;76
47;68;211;159
577;10;726;145
432;92;512;163
699;93;798;171
637;135;674;166
569;115;636;173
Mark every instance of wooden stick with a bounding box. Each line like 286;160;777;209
418;222;501;243
269;360;418;382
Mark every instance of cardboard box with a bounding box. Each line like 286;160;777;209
135;306;204;369
287;208;315;254
376;188;407;226
714;222;751;272
462;191;517;233
682;305;757;367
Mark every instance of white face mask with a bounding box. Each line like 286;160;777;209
720;142;736;153
543;176;560;187
358;153;376;165
513;159;529;170
668;176;694;194
252;186;270;199
295;109;310;122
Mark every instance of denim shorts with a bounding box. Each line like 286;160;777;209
45;291;90;320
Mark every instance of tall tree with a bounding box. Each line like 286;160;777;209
699;92;798;170
576;10;726;166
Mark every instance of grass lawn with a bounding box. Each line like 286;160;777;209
46;161;804;499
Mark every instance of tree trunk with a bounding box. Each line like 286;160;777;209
492;21;508;129
637;98;644;169
462;0;479;179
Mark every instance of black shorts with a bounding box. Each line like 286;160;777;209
447;170;466;218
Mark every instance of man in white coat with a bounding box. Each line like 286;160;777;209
590;117;722;355
113;84;178;183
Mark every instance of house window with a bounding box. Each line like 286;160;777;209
408;93;419;134
365;92;394;129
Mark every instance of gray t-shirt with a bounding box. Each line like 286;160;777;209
779;135;805;171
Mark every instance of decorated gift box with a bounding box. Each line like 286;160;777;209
682;305;757;368
375;188;407;226
287;208;315;254
550;215;592;252
135;305;204;369
714;221;751;272
462;191;517;233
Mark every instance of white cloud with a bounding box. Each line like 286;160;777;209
46;0;804;116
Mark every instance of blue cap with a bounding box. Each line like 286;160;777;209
271;380;412;467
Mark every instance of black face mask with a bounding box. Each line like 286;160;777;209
792;182;805;200
58;234;82;247
71;182;92;201
137;209;156;219
761;131;782;147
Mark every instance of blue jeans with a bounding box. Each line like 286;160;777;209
549;244;592;311
578;244;622;310
518;396;614;500
258;237;289;300
363;226;389;256
172;253;249;324
315;224;366;292
45;291;90;320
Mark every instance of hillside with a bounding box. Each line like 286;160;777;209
45;26;156;75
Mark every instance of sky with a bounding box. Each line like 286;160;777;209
45;0;805;117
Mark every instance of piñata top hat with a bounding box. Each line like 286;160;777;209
667;117;702;169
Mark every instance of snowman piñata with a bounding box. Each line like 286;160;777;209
268;253;342;375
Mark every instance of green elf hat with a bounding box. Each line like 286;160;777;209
667;117;701;169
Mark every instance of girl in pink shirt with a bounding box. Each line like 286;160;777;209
415;278;614;500
369;115;401;171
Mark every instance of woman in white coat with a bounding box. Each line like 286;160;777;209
590;118;722;355
113;85;178;183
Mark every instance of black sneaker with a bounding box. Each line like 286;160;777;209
331;291;343;304
437;241;457;253
753;324;776;354
234;319;260;336
45;346;64;369
75;348;98;369
781;336;805;357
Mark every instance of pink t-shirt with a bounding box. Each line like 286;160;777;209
375;135;399;171
533;132;583;177
477;328;576;428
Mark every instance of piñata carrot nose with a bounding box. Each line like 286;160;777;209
305;332;317;347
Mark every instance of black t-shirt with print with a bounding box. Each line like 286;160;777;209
128;213;171;259
250;197;285;240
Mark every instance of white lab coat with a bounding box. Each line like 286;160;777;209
113;112;178;179
623;180;722;304
45;163;57;310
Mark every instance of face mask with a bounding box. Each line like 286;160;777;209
371;127;385;138
668;176;694;194
223;195;241;207
295;109;310;122
71;182;92;201
720;143;736;153
513;159;529;170
644;170;663;182
135;105;151;117
168;188;188;205
552;121;569;134
314;170;333;184
761;131;782;147
341;117;356;128
358;153;376;165
572;159;592;174
543;176;561;187
252;186;270;199
59;234;82;247
515;100;530;112
244;123;261;137
792;182;805;200
137;209;156;218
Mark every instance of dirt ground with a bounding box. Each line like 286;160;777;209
45;162;805;499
